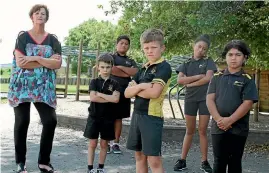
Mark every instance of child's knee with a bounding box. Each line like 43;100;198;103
89;140;98;148
135;152;147;162
147;156;162;168
100;140;108;149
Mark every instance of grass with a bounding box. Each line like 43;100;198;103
0;83;88;94
0;97;7;104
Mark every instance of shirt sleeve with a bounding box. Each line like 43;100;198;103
130;59;138;68
152;63;172;87
175;63;186;75
51;35;62;55
89;79;97;92
207;76;217;94
14;32;27;55
132;69;141;83
243;79;258;103
206;58;218;73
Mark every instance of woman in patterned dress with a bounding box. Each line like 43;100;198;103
8;4;62;173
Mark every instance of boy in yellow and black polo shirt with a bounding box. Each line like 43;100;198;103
207;40;258;173
125;29;172;173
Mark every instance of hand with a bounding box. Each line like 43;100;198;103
50;54;61;60
17;56;29;66
139;83;153;90
128;80;137;87
217;117;233;131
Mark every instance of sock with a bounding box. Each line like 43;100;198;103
88;165;93;170
98;164;104;169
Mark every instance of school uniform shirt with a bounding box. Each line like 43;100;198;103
8;31;61;109
176;57;217;102
133;58;172;118
110;52;138;93
88;77;120;120
207;69;258;136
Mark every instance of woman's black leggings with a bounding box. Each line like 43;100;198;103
212;133;247;173
14;102;57;165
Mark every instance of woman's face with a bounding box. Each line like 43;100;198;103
193;41;208;58
116;39;130;54
31;8;47;24
226;48;246;69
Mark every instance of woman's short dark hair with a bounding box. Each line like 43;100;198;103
222;40;251;59
97;54;114;66
117;35;130;44
29;4;49;22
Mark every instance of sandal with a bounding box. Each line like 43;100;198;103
16;163;27;173
38;163;54;173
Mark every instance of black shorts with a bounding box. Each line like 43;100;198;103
184;100;210;116
114;93;131;119
126;113;163;156
83;117;115;141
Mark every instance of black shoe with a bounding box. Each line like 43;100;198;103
107;145;111;154
200;160;212;173
16;163;27;173
38;163;54;173
174;159;187;171
112;144;121;154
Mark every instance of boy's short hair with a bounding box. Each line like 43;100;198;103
97;53;114;66
29;4;49;22
140;29;164;46
222;40;251;59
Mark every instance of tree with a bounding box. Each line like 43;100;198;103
104;1;269;69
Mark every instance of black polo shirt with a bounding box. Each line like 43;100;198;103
110;52;138;92
133;58;172;118
88;77;120;119
207;69;258;136
176;57;217;101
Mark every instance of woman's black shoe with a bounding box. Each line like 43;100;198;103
38;163;54;173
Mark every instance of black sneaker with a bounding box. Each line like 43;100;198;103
200;160;212;173
112;144;121;154
107;145;111;154
96;168;106;173
174;159;187;171
87;169;96;173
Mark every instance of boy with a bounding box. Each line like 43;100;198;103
206;40;258;173
83;54;120;173
108;35;138;154
125;29;172;173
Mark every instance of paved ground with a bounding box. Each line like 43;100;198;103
1;103;269;173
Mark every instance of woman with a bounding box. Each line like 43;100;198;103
8;4;61;173
174;34;217;173
108;35;138;154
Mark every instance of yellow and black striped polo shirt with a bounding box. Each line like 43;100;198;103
133;58;172;118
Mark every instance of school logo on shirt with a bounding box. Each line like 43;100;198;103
234;81;244;87
108;85;113;91
150;67;157;74
126;61;132;66
199;63;206;68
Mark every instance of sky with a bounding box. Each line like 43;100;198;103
0;0;121;64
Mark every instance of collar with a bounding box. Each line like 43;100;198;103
143;57;165;68
223;68;244;76
98;75;111;81
115;52;127;58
